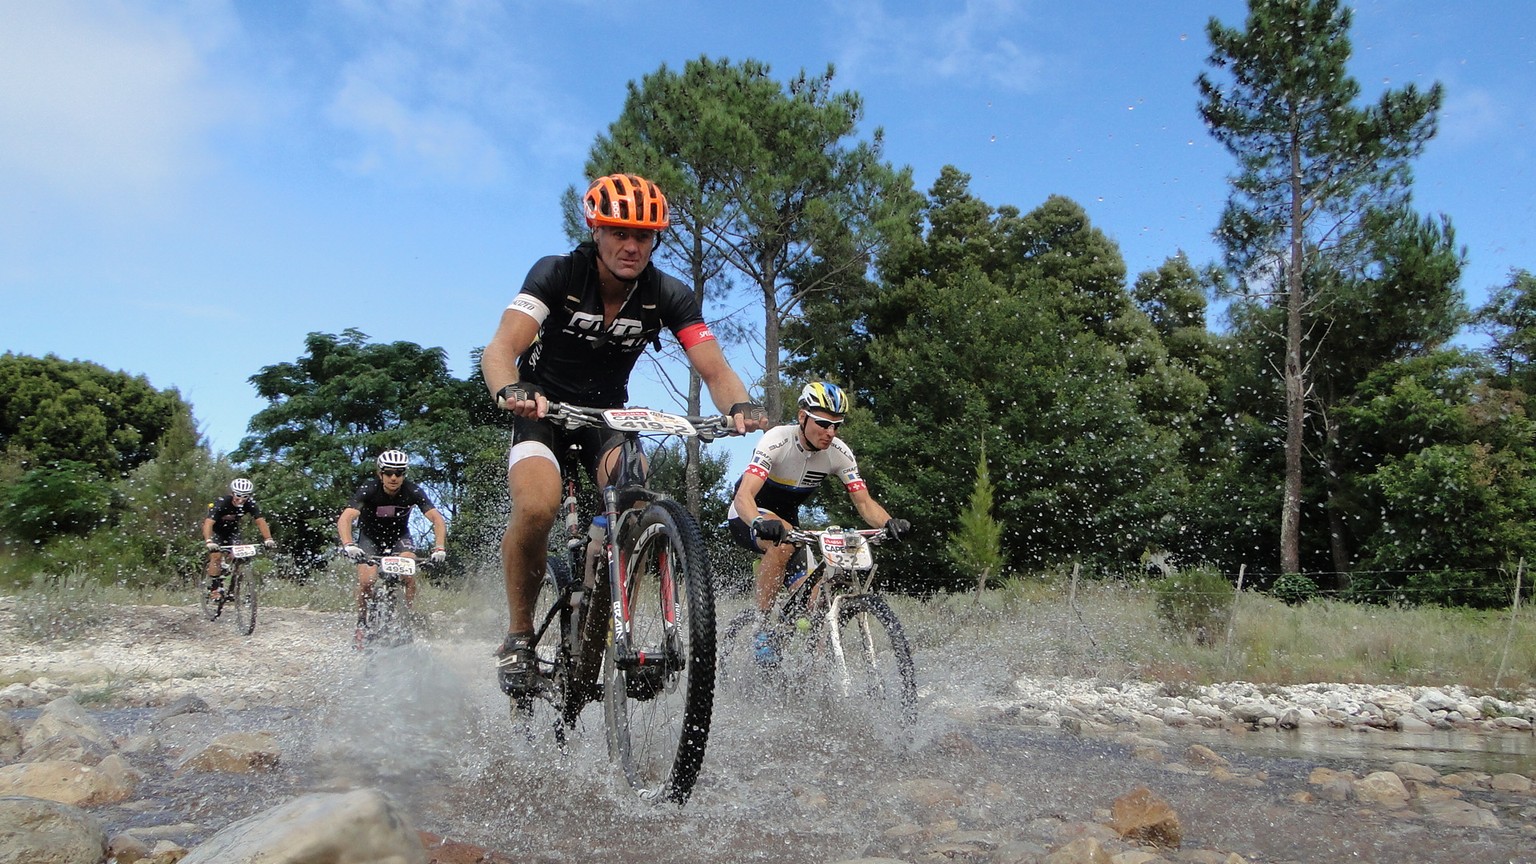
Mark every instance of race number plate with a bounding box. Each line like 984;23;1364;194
228;544;259;559
819;532;873;569
601;408;697;436
378;556;417;576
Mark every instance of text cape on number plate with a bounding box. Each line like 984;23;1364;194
601;408;698;437
228;544;259;559
818;531;873;569
378;556;417;576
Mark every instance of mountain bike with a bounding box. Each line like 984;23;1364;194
200;543;261;636
516;402;738;804
719;525;918;725
356;553;434;649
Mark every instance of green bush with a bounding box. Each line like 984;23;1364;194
1153;566;1233;646
1270;572;1318;606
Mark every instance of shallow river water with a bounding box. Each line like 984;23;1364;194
87;627;1535;864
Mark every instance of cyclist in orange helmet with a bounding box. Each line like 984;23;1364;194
480;172;770;696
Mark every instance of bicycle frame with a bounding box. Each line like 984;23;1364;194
724;523;917;725
783;527;885;650
354;553;434;647
547;404;731;677
526;401;736;803
203;544;262;634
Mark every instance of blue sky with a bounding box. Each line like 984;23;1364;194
3;0;1532;473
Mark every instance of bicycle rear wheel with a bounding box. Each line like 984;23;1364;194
603;497;716;804
516;556;571;744
828;594;917;725
717;606;765;688
231;565;258;636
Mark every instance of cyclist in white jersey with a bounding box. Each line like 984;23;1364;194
728;382;909;661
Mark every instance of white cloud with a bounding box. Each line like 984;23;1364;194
327;45;506;184
0;0;236;212
832;0;1046;93
1436;86;1504;148
320;0;587;186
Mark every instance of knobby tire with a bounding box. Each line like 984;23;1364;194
200;580;222;622
831;594;917;725
231;564;258;636
603;497;716;805
519;556;572;744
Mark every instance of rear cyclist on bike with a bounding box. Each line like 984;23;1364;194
338;450;448;649
727;382;910;666
202;478;275;602
480;172;769;697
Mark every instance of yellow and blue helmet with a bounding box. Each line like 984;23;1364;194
797;381;849;415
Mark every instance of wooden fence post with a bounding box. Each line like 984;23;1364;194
1223;564;1246;668
1494;558;1524;691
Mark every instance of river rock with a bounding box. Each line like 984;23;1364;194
0;714;22;761
179;788;426;864
1353;771;1409;807
174;731;280;774
0;795;108;864
0;755;139;806
21;696;114;754
1107;786;1181;848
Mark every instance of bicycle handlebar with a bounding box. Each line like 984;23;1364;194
541;402;744;443
781;526;892;546
208;543;264;556
335;549;443;566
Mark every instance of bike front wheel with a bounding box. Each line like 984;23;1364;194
827;594;917;725
365;585;412;648
231;565;258;636
603;498;716;805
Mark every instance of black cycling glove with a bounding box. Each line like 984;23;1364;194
753;516;786;544
884;518;911;542
496;381;544;410
730;401;768;424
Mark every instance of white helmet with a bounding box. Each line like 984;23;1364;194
376;450;410;471
230;478;254;497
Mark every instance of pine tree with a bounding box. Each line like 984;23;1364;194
947;442;1004;599
1197;0;1443;575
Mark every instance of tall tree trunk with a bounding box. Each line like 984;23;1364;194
685;374;703;518
1281;130;1305;577
684;235;707;518
761;252;783;420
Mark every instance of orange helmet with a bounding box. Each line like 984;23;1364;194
583;173;670;230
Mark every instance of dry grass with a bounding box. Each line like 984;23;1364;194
889;575;1535;696
5;564;1532;698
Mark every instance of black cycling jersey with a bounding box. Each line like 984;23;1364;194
345;478;437;547
507;243;716;407
206;495;263;543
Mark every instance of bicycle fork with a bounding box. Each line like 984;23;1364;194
601;489;684;677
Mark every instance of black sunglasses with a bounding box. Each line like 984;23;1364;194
807;415;844;430
379;469;406;477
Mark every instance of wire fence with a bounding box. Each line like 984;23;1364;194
1142;565;1533;605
